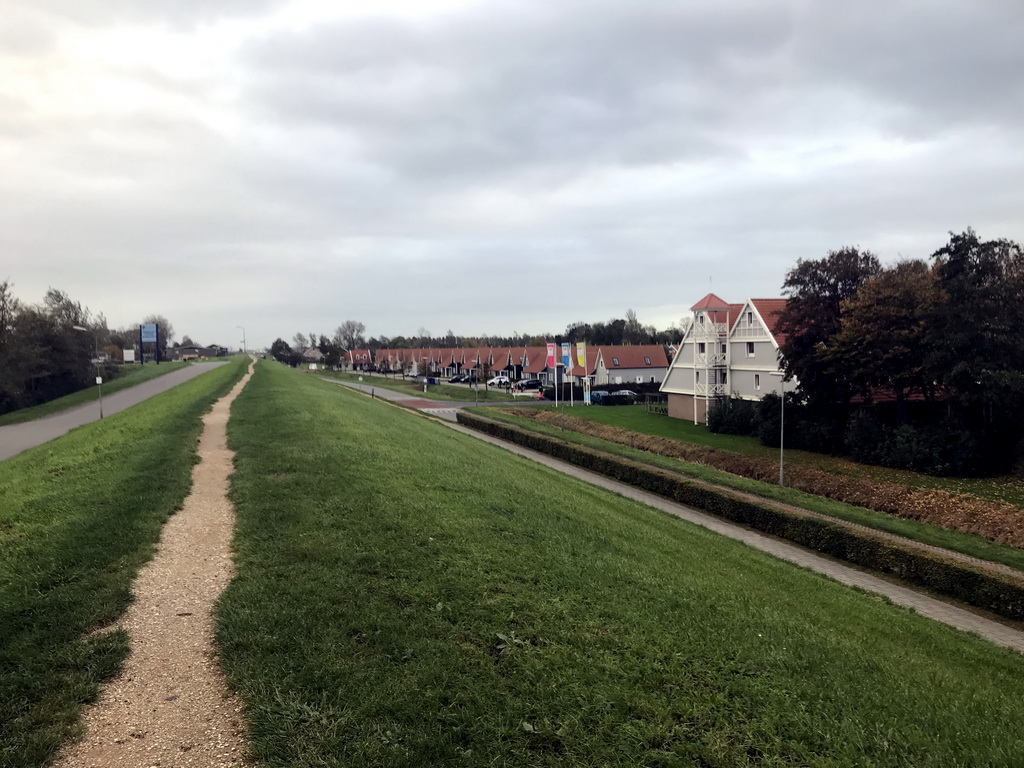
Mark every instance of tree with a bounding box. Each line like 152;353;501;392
180;335;195;347
623;308;645;344
926;230;1024;433
828;259;940;421
292;332;308;351
270;338;294;364
776;247;882;416
335;320;367;351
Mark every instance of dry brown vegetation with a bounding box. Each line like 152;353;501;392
506;409;1024;548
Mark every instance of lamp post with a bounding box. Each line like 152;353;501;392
237;326;246;355
769;371;785;486
73;325;103;419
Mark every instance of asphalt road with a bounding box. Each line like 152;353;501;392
0;362;228;462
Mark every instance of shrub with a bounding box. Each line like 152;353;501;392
707;396;756;436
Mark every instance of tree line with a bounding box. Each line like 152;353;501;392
0;281;176;416
709;229;1024;476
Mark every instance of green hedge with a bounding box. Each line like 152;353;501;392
457;412;1024;622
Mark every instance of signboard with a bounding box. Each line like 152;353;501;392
96;376;103;385
140;323;158;343
123;349;135;363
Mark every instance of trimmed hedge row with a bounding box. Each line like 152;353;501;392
457;411;1024;622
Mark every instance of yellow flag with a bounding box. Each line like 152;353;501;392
576;342;586;368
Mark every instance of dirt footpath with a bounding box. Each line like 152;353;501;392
54;360;255;768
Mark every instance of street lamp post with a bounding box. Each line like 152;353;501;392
73;325;103;419
237;326;246;355
770;371;785;486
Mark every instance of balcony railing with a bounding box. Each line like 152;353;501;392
732;326;767;339
694;353;728;367
694;382;726;396
691;322;728;339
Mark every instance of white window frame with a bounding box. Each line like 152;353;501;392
746;342;755;357
755;374;760;390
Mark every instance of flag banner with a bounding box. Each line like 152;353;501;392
546;343;556;368
576;341;586;368
561;342;570;369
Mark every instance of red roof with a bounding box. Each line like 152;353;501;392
749;299;789;346
523;346;550;375
600;345;668;370
568;345;601;376
690;293;731;311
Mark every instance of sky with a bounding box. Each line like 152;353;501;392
3;0;1023;351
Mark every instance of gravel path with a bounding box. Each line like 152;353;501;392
53;360;255;768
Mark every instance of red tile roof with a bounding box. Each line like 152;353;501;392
600;345;668;369
750;299;789;345
690;293;731;311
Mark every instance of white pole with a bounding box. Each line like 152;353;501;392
770;371;785;487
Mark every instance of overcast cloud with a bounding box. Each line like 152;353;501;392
3;0;1023;349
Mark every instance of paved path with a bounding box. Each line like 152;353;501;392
0;363;227;462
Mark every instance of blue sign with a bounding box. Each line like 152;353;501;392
561;342;570;368
141;323;158;343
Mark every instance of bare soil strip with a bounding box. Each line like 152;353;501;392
54;361;255;768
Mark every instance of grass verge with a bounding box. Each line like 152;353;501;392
0;357;247;768
554;405;1024;508
219;361;1024;767
0;362;193;427
469;407;1024;573
320;370;521;401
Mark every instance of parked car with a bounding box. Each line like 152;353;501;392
600;390;637;405
449;374;467;383
487;375;511;386
517;379;543;390
589;390;610;404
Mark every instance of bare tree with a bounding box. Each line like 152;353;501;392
334;320;366;350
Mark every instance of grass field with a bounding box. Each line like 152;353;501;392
468;407;1024;572
0;357;247;768
219;361;1024;767
0;361;194;427
550;405;1024;508
320;370;522;401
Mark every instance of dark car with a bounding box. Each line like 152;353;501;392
449;374;467;383
589;390;610;404
599;391;636;405
517;379;542;390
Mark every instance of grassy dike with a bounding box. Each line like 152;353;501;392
219;361;1024;768
0;357;247;768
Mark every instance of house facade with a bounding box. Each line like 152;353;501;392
660;294;792;423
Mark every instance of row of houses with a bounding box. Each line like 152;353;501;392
338;344;672;386
295;293;791;422
660;294;792;423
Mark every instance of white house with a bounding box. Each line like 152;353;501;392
660;293;793;423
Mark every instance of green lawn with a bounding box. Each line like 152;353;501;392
0;361;194;427
472;407;1024;572
0;357;247;768
219;361;1024;767
321;370;521;402
541;404;1024;509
